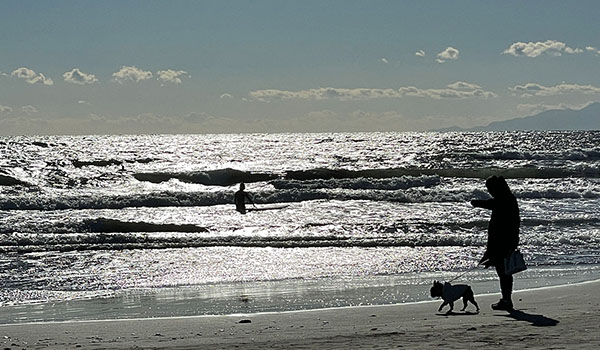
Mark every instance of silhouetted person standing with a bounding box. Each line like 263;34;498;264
471;175;520;310
234;183;254;214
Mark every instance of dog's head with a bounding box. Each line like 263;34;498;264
430;280;444;298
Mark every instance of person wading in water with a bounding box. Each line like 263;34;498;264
234;182;254;214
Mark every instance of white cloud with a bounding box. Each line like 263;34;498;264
63;68;98;85
563;47;583;54
11;67;54;85
0;105;13;114
249;83;496;102
112;66;153;83
380;58;389;64
249;88;398;101
510;82;600;96
156;69;187;84
415;50;425;57
400;86;497;99
516;101;595;115
446;81;482;90
586;46;600;56
436;47;459;63
78;100;92;105
22;105;38;114
503;40;583;57
219;93;234;99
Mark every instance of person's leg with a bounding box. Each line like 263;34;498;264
492;263;513;310
495;263;513;301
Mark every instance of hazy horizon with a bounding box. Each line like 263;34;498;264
2;0;600;135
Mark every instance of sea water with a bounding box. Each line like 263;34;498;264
0;131;599;323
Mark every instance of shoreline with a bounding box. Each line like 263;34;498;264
2;263;600;325
9;278;600;325
1;279;599;349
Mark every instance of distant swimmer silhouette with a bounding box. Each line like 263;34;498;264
234;182;254;214
471;175;520;311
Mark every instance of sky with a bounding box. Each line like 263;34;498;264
1;0;600;135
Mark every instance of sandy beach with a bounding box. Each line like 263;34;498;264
1;279;598;349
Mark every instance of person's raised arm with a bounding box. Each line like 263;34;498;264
470;198;496;210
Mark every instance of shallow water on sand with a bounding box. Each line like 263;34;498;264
1;264;598;324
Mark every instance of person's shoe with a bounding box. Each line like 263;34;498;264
491;299;513;310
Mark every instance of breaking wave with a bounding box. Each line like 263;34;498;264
72;158;156;167
0;174;28;186
134;168;278;186
284;166;600;180
0;234;483;252
2;221;599;252
1;185;599;211
270;175;440;190
2;165;598;191
471;149;600;161
82;218;208;233
0;191;233;210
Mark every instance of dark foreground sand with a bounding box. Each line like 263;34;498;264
1;280;599;349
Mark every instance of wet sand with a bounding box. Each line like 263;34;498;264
1;279;599;349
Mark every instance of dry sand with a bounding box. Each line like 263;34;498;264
1;279;599;349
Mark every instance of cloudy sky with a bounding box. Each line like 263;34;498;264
1;0;600;135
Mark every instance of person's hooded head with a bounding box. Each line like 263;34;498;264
485;175;512;199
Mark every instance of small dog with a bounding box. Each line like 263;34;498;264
430;281;479;313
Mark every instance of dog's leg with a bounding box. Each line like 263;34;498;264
461;287;478;312
466;287;479;311
471;298;479;311
438;301;448;312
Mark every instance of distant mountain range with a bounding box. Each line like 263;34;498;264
436;102;600;131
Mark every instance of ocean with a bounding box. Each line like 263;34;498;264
1;131;599;323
